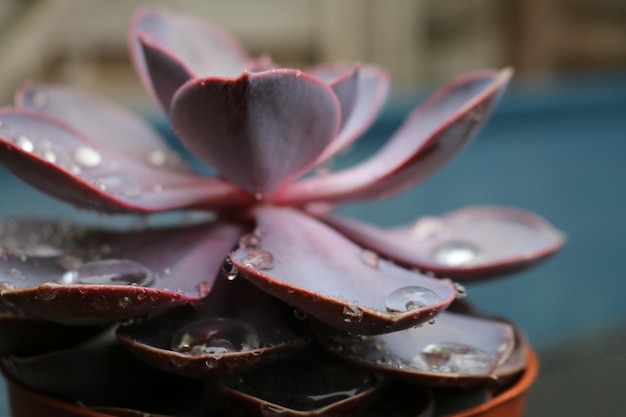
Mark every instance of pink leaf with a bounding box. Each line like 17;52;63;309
319;206;565;280
172;70;340;196
230;206;456;334
275;69;512;205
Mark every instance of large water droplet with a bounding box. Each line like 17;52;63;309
58;259;154;286
74;146;102;167
433;242;478;266
15;135;34;152
242;249;274;270
415;342;496;375
88;175;142;198
171;318;260;356
360;250;379;269
385;286;441;312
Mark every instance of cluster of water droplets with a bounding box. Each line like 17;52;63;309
328;331;495;376
171;317;260;357
237;226;275;272
2;110;188;201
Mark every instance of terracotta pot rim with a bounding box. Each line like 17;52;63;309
442;347;539;417
2;348;539;417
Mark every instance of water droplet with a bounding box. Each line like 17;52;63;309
57;259;154;286
385;286;441;312
433;242;478;266
74;146;102;167
171;318;260;356
360;250;379;269
0;281;17;291
295;70;302;77
453;282;467;299
56;254;83;270
238;233;261;250
343;305;363;323
293;309;308;320
222;259;238;281
32;91;47;108
242;249;274;270
37;283;60;301
411;217;443;240
88;175;142;198
9;268;24;279
118;296;132;308
15;135;34;152
41;149;57;163
196;281;212;298
415;342;496;375
254;226;267;238
147;149;167;166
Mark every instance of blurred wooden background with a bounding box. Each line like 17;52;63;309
0;0;625;106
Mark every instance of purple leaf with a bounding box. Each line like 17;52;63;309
275;69;512;205
218;349;385;417
2;345;171;405
310;63;389;165
230;207;456;334
318;206;564;280
1;220;244;324
0;110;254;213
117;276;309;378
136;36;195;115
328;65;360;131
314;312;516;387
15;83;182;168
129;6;248;105
172;70;341;196
0;312;104;355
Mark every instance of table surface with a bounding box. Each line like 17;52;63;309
1;71;625;416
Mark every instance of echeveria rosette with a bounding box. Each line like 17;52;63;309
0;6;564;417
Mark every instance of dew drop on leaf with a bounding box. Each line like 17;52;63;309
410;217;443;240
414;342;496;375
359;249;379;269
15;135;34;152
343;305;363;323
88;175;142;198
57;259;154;286
171;318;260;356
385;286;441;313
242;248;274;270
147;149;167;166
222;259;239;281
238;233;261;250
73;146;102;167
432;242;478;266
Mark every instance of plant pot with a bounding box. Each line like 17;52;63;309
2;349;538;417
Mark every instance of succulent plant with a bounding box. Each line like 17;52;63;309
0;7;563;417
